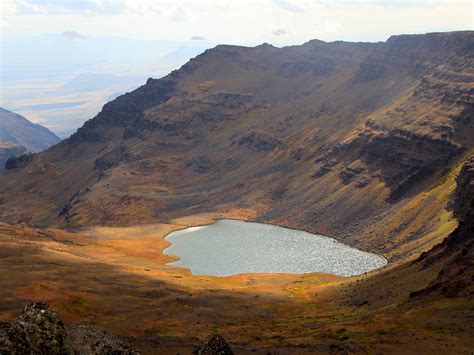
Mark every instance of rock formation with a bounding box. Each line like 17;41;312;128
0;302;138;354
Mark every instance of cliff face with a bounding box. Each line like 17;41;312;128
454;157;474;226
0;31;472;258
410;157;474;299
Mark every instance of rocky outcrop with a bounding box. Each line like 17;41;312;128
237;132;281;152
277;59;334;78
411;157;474;299
5;153;34;170
453;156;474;224
0;301;70;354
315;121;465;201
186;156;217;173
93;145;137;171
195;335;233;355
0;302;138;354
67;325;138;355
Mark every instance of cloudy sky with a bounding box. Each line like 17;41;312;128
1;0;473;45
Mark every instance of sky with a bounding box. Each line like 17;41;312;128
1;0;473;46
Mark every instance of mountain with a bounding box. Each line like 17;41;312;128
1;31;472;257
0;31;472;353
0;108;61;153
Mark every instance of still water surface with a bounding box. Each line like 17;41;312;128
164;219;386;277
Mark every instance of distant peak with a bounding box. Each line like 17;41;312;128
257;42;276;48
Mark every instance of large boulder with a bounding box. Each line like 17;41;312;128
0;302;139;354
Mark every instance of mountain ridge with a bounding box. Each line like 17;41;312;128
0;31;472;260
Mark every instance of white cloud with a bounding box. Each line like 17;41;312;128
1;0;472;44
273;28;287;36
273;0;306;13
324;19;342;33
0;0;18;15
169;4;191;22
61;30;86;41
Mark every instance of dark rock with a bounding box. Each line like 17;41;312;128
339;166;364;185
323;122;464;201
67;123;104;144
453;156;474;223
238;132;281;152
0;320;30;354
312;164;333;178
195;335;233;355
0;302;139;355
329;342;363;354
0;301;72;354
277;58;334;78
291;148;304;161
186;157;216;173
0;144;28;171
206;93;253;110
94;146;136;171
67;324;139;355
5;153;34;170
352;62;385;83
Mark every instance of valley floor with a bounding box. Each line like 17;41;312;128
0;213;472;354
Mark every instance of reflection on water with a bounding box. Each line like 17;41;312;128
164;219;387;277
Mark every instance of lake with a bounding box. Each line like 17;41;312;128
164;219;386;277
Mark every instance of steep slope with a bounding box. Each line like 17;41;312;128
0;141;27;171
410;156;474;299
0;108;61;152
342;156;473;342
0;31;472;261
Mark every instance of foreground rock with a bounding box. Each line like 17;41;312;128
0;302;138;354
67;324;138;354
195;335;233;355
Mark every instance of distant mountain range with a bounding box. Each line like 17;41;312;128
0;107;61;170
0;33;213;136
